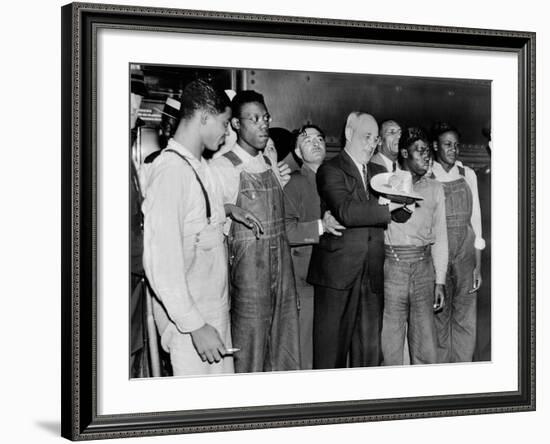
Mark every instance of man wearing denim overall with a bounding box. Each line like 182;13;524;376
211;90;301;373
431;123;485;363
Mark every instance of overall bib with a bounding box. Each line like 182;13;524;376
224;151;301;373
435;167;477;362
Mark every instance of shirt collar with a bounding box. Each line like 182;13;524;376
378;152;398;171
232;143;265;165
432;160;464;178
301;163;317;180
166;138;203;167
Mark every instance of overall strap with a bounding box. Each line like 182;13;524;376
164;149;211;223
130;161;144;228
223;150;243;166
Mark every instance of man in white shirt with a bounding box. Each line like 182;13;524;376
431;122;485;363
142;80;260;376
370;120;402;173
210;90;301;373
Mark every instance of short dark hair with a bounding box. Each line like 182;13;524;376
296;124;325;140
178;79;230;121
430;121;461;142
398;127;431;167
400;127;430;151
231;90;267;117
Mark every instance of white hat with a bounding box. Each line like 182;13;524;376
370;170;424;203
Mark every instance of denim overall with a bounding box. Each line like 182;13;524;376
435;166;477;362
224;151;301;373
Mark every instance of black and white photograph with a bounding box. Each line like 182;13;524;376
129;63;492;378
57;2;536;440
2;0;546;443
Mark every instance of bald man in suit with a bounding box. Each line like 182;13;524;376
307;112;406;369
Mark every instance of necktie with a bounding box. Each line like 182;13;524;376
362;164;370;198
392;161;397;172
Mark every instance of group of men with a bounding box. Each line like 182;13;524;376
130;76;485;377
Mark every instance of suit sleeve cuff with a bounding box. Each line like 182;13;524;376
435;272;447;285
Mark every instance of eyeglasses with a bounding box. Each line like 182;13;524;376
440;141;460;149
383;129;402;136
238;114;272;125
365;134;381;144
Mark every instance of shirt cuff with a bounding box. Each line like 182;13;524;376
317;219;324;235
435;271;447;286
474;237;486;250
174;307;206;334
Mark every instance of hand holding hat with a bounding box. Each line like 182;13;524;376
370;170;424;205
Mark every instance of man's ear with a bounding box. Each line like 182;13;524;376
432;140;439;152
230;117;240;132
199;111;209;125
344;125;353;143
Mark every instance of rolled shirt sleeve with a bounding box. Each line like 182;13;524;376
431;183;449;285
466;168;486;250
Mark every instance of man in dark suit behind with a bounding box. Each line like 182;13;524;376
307;112;405;369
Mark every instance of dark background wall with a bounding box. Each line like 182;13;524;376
140;64;491;169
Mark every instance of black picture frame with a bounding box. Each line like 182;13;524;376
61;2;536;440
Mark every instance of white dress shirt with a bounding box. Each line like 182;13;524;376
377;152;399;172
344;148;367;189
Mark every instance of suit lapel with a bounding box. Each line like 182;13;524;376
370;152;388;171
339;151;368;201
368;161;386;177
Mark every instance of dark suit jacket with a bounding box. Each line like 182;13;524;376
307;151;390;293
284;165;322;292
284;164;321;246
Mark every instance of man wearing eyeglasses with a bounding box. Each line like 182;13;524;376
210;90;300;373
307;112;400;369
